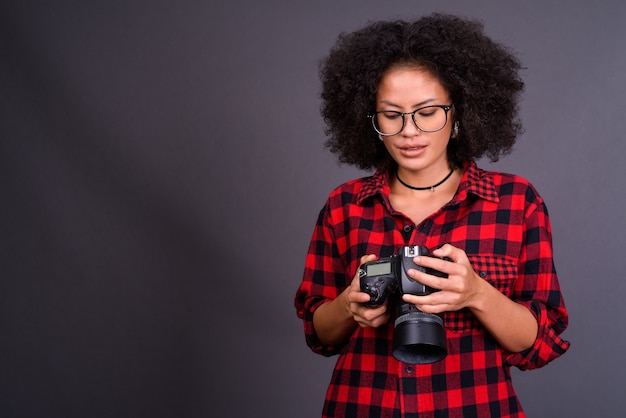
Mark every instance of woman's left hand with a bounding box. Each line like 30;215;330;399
401;243;485;314
402;243;539;353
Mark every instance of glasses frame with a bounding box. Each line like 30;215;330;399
368;104;453;136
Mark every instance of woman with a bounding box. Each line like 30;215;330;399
294;13;569;417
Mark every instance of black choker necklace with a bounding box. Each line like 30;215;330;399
395;168;455;192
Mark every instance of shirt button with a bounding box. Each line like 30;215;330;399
405;366;414;373
480;271;487;278
403;225;413;233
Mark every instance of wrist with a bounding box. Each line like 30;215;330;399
468;274;492;313
340;287;355;320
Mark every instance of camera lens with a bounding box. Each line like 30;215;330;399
392;306;447;364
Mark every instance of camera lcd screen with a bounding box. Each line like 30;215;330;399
367;262;392;276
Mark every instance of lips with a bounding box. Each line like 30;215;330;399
397;144;427;156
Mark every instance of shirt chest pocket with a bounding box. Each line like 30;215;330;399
444;255;518;333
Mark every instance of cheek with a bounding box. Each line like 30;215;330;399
435;132;452;149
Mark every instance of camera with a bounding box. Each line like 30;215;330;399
359;245;448;364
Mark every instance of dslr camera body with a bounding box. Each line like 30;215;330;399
359;245;448;364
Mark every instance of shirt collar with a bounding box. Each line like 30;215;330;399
356;160;499;205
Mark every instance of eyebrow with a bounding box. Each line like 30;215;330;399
378;98;439;109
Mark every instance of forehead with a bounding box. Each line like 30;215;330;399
376;66;449;103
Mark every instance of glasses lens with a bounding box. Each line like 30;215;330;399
412;106;448;132
373;111;404;135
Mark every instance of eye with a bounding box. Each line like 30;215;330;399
417;109;437;117
380;111;402;120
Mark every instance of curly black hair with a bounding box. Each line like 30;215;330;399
319;13;525;171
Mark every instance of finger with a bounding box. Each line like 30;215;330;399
412;255;451;275
432;244;468;264
407;267;449;290
359;304;387;321
402;292;442;306
354;303;390;326
359;254;378;266
402;294;430;313
402;293;426;305
407;267;435;286
402;294;449;314
350;291;373;304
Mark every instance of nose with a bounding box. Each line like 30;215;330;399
400;114;422;136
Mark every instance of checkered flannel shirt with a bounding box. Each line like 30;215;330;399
295;161;570;417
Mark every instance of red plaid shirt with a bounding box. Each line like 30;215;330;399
295;161;570;417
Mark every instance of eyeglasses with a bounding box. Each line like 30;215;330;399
368;104;453;136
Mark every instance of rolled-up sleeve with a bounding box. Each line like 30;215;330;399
294;203;351;356
504;196;570;370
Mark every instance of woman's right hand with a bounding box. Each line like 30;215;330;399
345;254;391;328
313;254;391;345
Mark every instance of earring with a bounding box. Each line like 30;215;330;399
452;121;459;138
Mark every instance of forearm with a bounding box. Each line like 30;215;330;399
470;280;538;353
312;288;358;345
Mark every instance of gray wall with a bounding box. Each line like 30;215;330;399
1;1;624;417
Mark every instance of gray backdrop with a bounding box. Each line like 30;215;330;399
1;1;624;417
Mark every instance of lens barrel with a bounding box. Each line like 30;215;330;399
392;309;447;364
